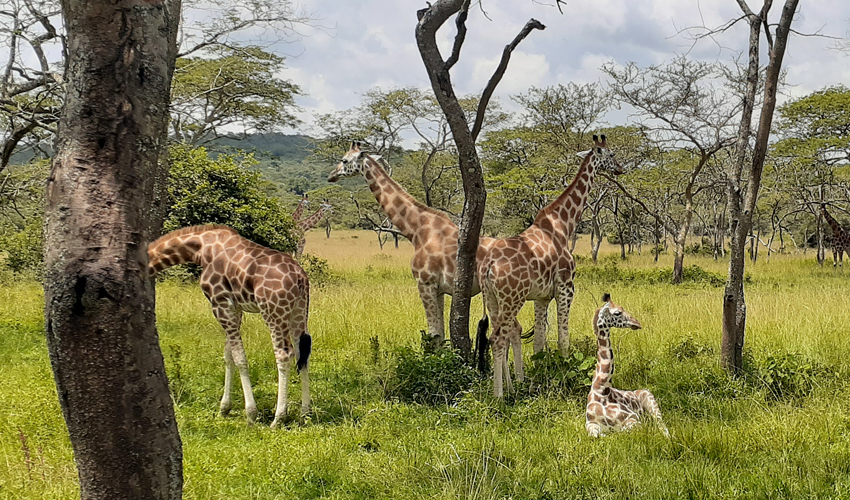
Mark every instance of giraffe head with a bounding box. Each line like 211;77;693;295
319;200;334;214
596;293;642;330
577;134;624;175
328;141;368;182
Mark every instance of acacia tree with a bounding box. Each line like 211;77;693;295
43;0;183;498
721;0;799;373
415;0;545;359
603;58;738;283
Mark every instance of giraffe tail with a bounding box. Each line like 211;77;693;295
475;309;490;374
296;333;312;372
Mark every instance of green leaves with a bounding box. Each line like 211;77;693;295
165;144;297;253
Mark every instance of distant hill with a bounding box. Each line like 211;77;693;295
210;133;314;163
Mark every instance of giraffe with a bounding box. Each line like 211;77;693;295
327;141;495;343
821;204;850;268
586;293;668;438
292;193;309;223
148;225;311;428
294;201;333;259
477;135;623;397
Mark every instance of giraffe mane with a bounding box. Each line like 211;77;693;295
152;224;236;246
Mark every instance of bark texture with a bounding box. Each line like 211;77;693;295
44;0;183;498
721;0;798;373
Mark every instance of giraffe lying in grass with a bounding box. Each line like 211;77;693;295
148;225;311;428
586;293;668;438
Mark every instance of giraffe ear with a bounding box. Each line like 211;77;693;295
576;150;591;159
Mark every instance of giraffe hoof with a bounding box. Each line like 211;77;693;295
246;406;258;424
270;418;282;429
219;403;232;417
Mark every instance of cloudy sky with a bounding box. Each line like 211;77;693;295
265;0;849;135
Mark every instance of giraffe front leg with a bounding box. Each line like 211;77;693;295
555;279;575;355
417;281;444;344
533;299;550;354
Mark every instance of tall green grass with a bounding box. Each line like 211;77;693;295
1;233;850;498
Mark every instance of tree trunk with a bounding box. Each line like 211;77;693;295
44;0;183;498
722;0;798;373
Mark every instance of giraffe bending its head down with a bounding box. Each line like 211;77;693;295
477;135;622;397
821;204;849;268
328;141;494;343
294;201;333;258
148;225;311;428
586;293;668;438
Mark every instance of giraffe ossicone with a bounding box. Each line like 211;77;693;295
477;134;623;398
148;225;311;428
586;293;669;438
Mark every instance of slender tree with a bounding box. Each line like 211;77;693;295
43;0;183;497
415;0;544;359
721;0;799;373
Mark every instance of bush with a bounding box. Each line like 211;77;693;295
298;254;339;287
668;335;713;361
577;261;734;287
384;346;477;406
0;217;44;275
745;352;824;400
526;348;596;397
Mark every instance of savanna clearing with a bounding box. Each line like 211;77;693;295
2;231;850;499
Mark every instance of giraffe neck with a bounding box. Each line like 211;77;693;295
592;314;614;389
533;153;597;236
362;156;450;240
148;225;224;273
823;208;846;237
297;208;328;231
293;199;308;222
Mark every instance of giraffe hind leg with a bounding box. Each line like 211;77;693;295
636;389;669;438
213;306;257;424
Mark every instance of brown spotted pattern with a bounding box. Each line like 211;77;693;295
479;135;622;397
585;295;668;438
292;194;309;223
294;202;333;259
148;225;311;428
822;205;849;268
328;141;495;342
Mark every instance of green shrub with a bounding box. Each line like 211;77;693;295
298;254;339;287
0;217;44;275
746;352;824;400
668;335;713;361
577;261;734;287
384;346;477;406
526;348;596;397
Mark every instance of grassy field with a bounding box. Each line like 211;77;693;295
2;231;850;499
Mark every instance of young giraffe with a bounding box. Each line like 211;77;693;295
294;201;333;259
328;141;495;342
586;293;668;438
821;204;850;268
292;193;309;223
478;135;623;397
148;225;311;428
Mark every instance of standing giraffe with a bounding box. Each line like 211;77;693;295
294;201;333;258
586;293;668;438
328;141;495;343
477;135;623;397
821;204;850;268
148;225;311;428
292;193;309;223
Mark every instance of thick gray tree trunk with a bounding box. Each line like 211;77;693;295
721;0;798;373
44;0;183;498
